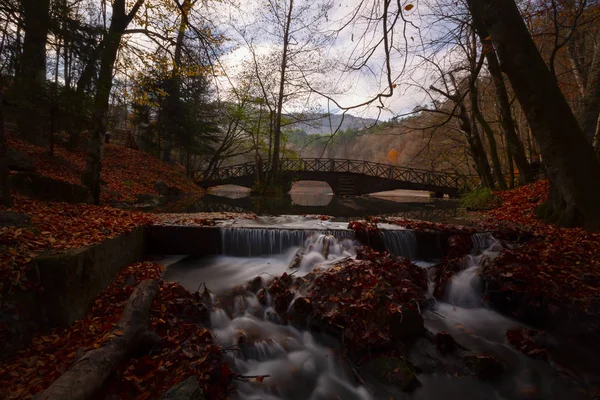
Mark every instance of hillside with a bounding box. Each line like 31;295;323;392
7;136;203;203
288;111;471;174
285;113;379;135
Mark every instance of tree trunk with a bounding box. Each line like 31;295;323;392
0;87;11;207
578;37;600;144
470;79;506;189
81;0;144;204
161;0;191;162
17;0;51;143
466;0;600;229
475;25;534;184
37;280;159;400
270;0;294;186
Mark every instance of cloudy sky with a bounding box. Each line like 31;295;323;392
205;0;450;120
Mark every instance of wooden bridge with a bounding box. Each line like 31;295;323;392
196;158;470;197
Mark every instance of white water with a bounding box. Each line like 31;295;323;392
163;231;588;400
444;236;500;308
204;235;370;400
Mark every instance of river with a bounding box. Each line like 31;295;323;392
160;217;588;400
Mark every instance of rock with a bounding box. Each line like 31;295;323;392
361;356;421;392
288;250;303;269
288;297;313;327
246;276;263;293
434;331;463;355
155;180;183;196
389;308;425;342
160;376;203;400
256;288;268;305
7;148;36;172
0;211;32;227
273;288;295;315
155;180;170;195
463;354;505;380
135;193;157;203
9;172;92;204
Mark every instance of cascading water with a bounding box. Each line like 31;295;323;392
444;234;500;308
220;228;353;257
210;292;371;400
202;234;369;400
162;225;588;400
380;229;418;259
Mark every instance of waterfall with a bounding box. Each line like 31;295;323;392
471;232;494;250
381;230;418;260
220;228;354;256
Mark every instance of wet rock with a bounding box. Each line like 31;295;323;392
0;211;31;227
7;148;35;172
463;354;505;380
256;288;268;306
246;276;263;294
288;250;303;269
434;331;464;355
361;356;421;392
9;172;92;204
273;288;295;315
160;376;203;400
288;297;313;327
388;308;425;342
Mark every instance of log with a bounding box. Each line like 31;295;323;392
37;279;159;400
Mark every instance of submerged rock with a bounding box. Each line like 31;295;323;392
361;355;421;392
463;354;505;380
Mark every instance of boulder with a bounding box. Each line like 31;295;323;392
7;148;35;172
463;354;505;380
9;172;92;204
361;356;421;392
0;211;32;227
160;376;203;400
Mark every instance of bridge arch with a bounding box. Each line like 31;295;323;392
196;158;468;198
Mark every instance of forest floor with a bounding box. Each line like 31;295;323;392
2;137;599;398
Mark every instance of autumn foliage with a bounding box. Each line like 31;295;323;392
478;181;600;314
7;136;202;203
0;262;230;400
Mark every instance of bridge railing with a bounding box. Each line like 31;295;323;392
200;158;475;190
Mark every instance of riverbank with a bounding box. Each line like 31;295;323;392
3;138;600;399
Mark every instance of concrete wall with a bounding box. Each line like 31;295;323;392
2;227;145;360
145;226;222;256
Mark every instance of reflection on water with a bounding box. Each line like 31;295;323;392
161;185;460;221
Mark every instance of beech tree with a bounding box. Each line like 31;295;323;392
466;0;600;229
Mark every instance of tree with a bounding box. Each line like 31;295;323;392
81;0;144;204
466;0;600;229
17;0;51;142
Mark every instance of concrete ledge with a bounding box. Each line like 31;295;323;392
2;227;145;359
145;225;223;256
34;226;146;327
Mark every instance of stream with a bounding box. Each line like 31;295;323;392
162;218;588;400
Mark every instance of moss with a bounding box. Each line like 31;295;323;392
460;187;501;211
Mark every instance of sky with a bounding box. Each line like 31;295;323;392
205;0;448;121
